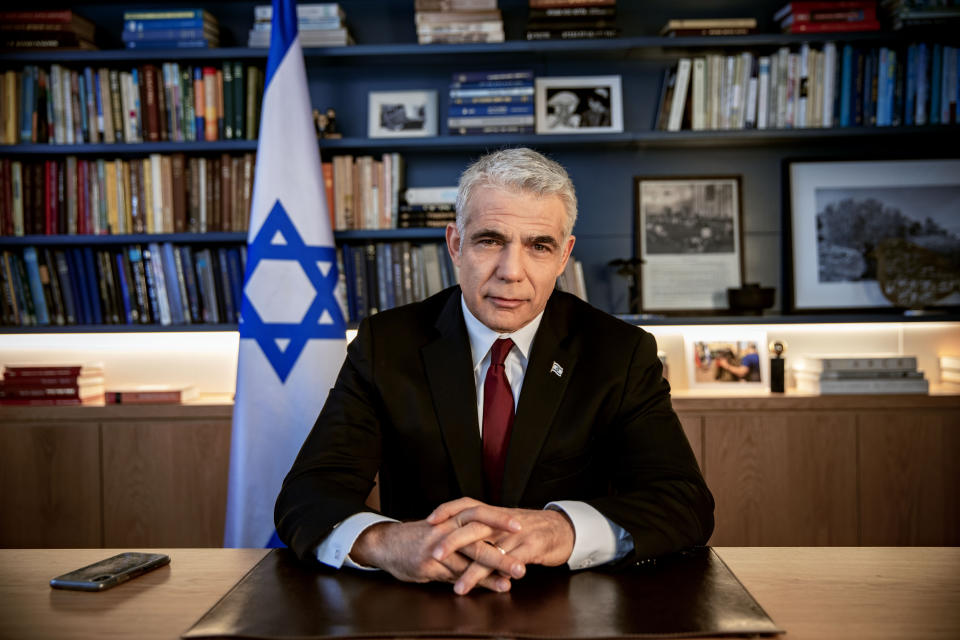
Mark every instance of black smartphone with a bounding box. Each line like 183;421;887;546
49;552;170;591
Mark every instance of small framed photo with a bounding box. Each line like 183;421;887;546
368;90;438;138
635;175;744;313
535;75;623;134
684;328;768;391
786;158;960;312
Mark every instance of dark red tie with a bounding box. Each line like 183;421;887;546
482;338;515;504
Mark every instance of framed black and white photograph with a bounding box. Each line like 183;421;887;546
684;328;768;391
368;90;438;138
635;175;744;313
787;159;960;312
535;76;623;134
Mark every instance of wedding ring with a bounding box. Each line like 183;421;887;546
485;540;507;555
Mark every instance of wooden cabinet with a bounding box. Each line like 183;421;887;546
2;394;958;548
673;394;960;547
0;404;231;548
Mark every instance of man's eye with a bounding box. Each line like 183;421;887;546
533;244;550;252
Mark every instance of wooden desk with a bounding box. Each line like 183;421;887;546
0;548;958;640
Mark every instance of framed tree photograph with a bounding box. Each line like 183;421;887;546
634;175;744;313
534;75;623;134
684;328;769;391
368;90;438;138
786;158;960;312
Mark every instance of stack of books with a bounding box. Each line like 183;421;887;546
399;186;457;228
883;0;960;31
122;9;220;49
448;70;534;135
249;3;353;48
525;0;619;40
415;0;504;44
0;364;104;405
774;1;880;33
793;354;929;394
0;10;97;51
659;18;757;37
940;355;960;391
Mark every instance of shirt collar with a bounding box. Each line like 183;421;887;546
460;294;543;369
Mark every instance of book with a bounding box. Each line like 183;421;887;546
667;58;692;132
660;18;757;35
796;376;929;395
105;384;198;404
794;354;919;373
1;363;103;378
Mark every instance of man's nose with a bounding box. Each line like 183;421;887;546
496;243;523;281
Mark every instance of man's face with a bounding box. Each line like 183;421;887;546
446;186;575;333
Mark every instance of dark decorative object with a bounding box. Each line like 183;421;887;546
875;239;960;309
727;283;775;315
769;340;786;393
609;257;644;314
323;107;342;138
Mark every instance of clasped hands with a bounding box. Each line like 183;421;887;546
349;497;575;595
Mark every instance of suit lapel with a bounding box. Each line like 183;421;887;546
501;295;577;507
421;290;485;500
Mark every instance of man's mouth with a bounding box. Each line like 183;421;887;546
486;296;525;309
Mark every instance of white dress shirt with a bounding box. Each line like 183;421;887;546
316;294;634;570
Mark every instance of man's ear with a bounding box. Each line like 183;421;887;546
556;234;576;275
445;223;462;267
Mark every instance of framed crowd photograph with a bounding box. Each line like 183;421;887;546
634;175;744;313
534;75;623;134
684;328;768;391
786;158;960;312
368;90;438;138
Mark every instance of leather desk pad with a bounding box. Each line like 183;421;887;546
182;547;783;639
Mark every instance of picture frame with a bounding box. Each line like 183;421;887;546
368;90;438;138
785;158;960;312
684;328;769;391
535;75;623;134
634;175;744;314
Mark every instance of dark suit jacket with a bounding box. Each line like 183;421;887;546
276;287;714;566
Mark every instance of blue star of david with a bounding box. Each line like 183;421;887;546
240;200;345;383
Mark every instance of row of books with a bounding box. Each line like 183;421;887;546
0;10;98;51
248;3;354;48
414;0;504;44
792;353;928;394
0;61;264;145
327;153;405;231
883;0;960;31
655;41;960;132
524;0;619;41
122;9;221;49
342;241;456;322
0;243;246;327
448;70;534;135
0;153;256;237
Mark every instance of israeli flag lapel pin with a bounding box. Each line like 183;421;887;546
550;362;564;377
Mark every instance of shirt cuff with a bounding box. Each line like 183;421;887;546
315;512;398;570
546;500;634;570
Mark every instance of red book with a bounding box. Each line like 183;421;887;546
44;160;56;235
774;1;876;21
0;394;105;406
783;19;881;32
2;364;103;378
0;374;102;386
142;64;160;142
105;385;198;405
77;159;87;235
322;161;335;229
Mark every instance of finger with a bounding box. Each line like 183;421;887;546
454;558;509;596
441;553;510;594
448;504;523;534
426;497;483;524
431;521;496;562
459;539;526;579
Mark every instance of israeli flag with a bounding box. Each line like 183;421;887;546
224;0;346;548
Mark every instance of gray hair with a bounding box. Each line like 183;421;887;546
454;148;578;247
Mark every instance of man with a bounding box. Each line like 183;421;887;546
275;148;714;596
